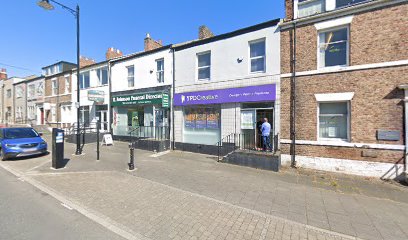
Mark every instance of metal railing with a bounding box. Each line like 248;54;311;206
217;133;279;161
128;126;170;141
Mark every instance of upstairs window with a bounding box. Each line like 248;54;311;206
6;89;11;98
249;39;266;73
65;76;70;93
156;59;164;83
15;86;23;98
336;0;368;8
319;102;349;140
79;71;90;89
298;0;324;18
97;67;108;86
318;27;349;68
127;66;134;87
28;84;35;98
197;52;211;80
52;79;58;95
37;82;44;96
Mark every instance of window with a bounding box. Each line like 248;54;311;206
318;27;348;68
298;0;324;18
79;106;90;126
28;106;35;120
52;79;58;95
97;67;108;86
319;102;349;140
249;39;266;73
65;77;70;93
15;86;23;98
7;89;11;98
197;52;211;80
336;0;368;8
16;107;22;119
51;106;57;122
28;84;35;98
127;66;134;87
79;71;90;89
156;59;164;83
37;82;44;96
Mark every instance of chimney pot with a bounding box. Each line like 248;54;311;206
106;47;123;60
144;34;163;51
198;25;214;40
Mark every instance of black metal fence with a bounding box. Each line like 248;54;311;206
128;126;171;152
217;133;279;161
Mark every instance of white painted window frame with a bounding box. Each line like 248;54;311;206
317;25;350;70
156;58;164;83
64;76;70;94
126;65;135;87
298;0;325;18
96;67;108;86
248;38;266;74
317;100;351;142
28;84;35;98
51;79;58;96
196;51;211;81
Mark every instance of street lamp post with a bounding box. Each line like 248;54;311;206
38;0;81;155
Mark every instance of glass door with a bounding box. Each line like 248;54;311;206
256;109;274;149
96;110;108;132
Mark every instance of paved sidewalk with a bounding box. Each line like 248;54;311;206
0;140;407;240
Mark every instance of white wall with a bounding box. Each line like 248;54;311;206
174;25;280;92
111;48;173;93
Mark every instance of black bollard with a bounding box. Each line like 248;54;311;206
129;142;135;170
96;120;100;160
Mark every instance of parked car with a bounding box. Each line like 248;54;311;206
0;127;48;160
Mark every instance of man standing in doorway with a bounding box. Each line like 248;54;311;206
256;117;264;150
261;118;272;152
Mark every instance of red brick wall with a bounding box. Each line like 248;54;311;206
281;4;408;74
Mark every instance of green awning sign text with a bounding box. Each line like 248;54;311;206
112;92;169;107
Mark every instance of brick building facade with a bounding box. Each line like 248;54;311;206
280;0;408;178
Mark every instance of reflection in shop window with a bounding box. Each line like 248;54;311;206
183;107;221;145
319;102;349;140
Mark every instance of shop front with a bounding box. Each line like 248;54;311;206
174;84;277;152
111;91;170;139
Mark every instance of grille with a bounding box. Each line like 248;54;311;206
19;143;39;148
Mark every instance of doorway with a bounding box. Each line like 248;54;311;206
256;109;274;149
96;110;108;132
40;108;44;125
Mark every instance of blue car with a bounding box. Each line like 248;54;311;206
0;127;48;160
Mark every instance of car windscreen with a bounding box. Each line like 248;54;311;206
4;128;39;139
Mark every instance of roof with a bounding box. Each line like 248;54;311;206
41;61;76;70
110;45;173;64
173;18;281;51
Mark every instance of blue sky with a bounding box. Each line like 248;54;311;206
1;0;284;77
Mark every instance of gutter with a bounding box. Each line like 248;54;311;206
171;48;176;150
290;1;297;168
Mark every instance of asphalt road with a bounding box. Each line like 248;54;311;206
0;167;125;240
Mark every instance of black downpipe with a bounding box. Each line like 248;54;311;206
290;1;297;168
171;48;176;150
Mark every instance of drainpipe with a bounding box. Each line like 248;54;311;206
108;61;113;134
398;85;408;182
171;47;176;150
290;1;297;168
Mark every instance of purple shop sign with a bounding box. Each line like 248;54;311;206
174;84;276;106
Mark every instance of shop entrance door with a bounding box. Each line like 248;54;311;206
255;109;274;150
97;110;108;132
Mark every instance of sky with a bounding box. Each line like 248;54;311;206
0;0;284;77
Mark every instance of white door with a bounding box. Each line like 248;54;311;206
97;111;108;132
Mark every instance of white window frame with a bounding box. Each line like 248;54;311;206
127;65;135;87
64;76;70;93
249;38;266;74
80;71;90;89
28;84;35;98
317;25;350;69
156;59;164;83
317;101;350;142
15;86;23;99
6;89;11;98
298;0;325;18
196;51;211;81
97;67;108;86
51;105;57;122
52;79;58;95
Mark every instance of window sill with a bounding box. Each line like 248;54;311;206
249;71;266;75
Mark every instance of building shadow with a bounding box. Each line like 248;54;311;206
381;156;407;186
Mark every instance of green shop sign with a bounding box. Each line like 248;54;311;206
112;92;169;107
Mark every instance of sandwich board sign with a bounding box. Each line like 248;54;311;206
102;134;114;146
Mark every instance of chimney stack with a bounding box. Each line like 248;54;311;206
79;56;96;68
0;68;7;80
106;47;123;60
198;25;214;40
144;33;163;51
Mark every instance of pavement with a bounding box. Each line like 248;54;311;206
0;166;125;240
1;134;408;240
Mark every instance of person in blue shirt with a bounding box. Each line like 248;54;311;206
261;118;272;152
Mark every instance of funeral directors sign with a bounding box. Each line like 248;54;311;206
111;92;169;106
174;84;276;106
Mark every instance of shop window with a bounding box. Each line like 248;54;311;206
298;0;324;18
336;0;367;8
318;27;349;68
97;67;108;86
249;39;266;73
127;109;145;128
183;107;220;145
79;71;90;89
127;66;134;87
156;59;164;83
197;52;211;80
52;79;58;95
318;102;349;140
